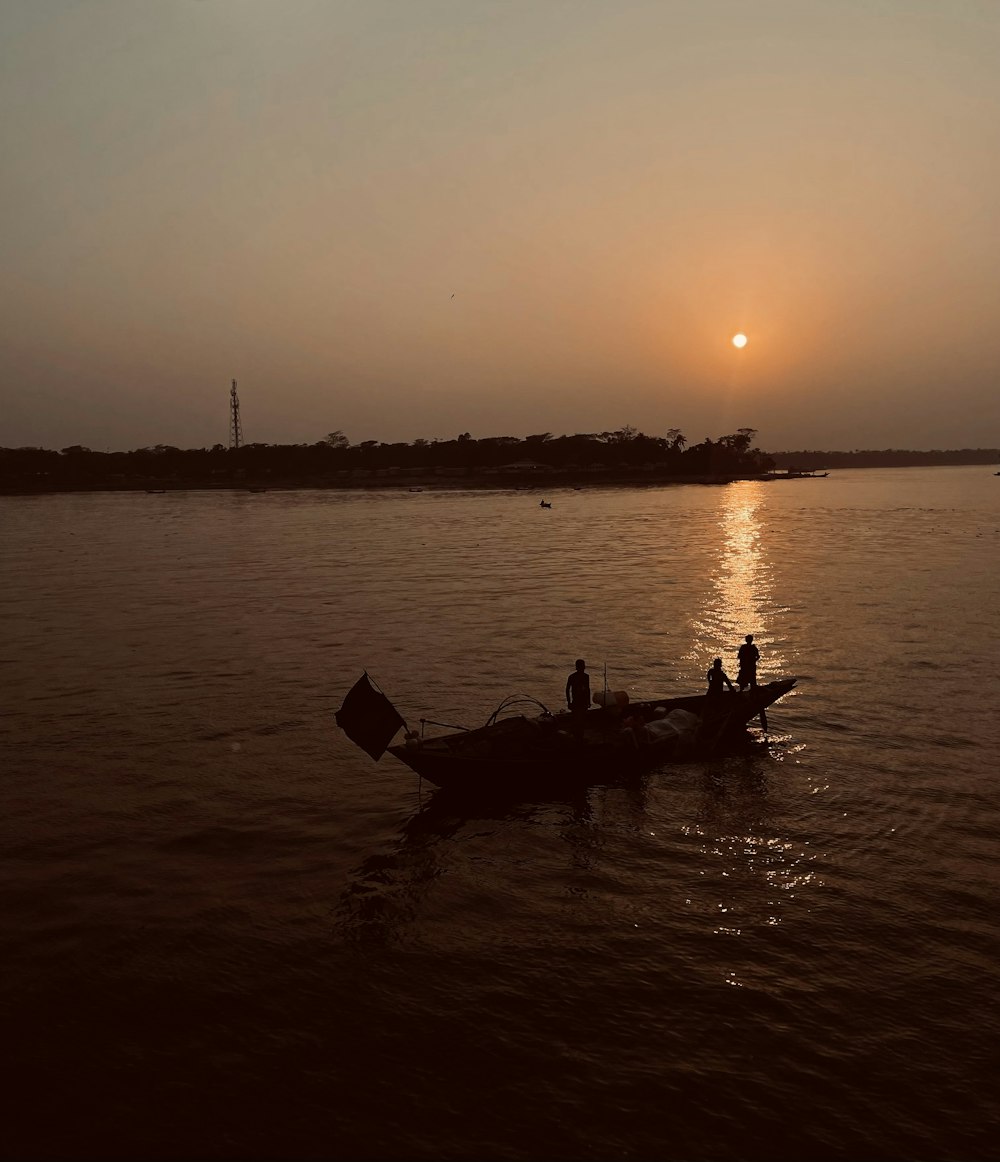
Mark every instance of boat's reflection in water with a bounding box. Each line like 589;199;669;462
334;745;789;943
335;783;598;942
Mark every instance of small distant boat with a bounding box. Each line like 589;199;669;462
336;673;797;792
539;500;552;508
765;469;828;480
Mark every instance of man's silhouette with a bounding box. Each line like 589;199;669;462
737;634;760;691
706;657;736;699
566;658;591;741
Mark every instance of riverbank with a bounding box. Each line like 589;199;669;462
0;469;763;495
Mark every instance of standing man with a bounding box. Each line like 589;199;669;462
736;634;760;691
566;658;591;741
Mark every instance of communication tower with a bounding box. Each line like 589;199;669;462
229;379;244;449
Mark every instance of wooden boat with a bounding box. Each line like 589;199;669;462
335;673;796;791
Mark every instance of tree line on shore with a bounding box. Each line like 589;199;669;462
1;427;772;486
1;428;996;488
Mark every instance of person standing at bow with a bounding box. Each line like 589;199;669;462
736;634;760;691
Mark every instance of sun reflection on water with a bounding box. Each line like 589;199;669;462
681;819;822;939
688;481;787;679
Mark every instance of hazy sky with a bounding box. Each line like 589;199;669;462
2;0;998;452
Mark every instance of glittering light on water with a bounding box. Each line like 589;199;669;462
683;821;825;929
688;482;787;674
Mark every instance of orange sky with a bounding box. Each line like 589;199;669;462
2;0;998;452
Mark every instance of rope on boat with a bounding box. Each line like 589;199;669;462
420;716;470;733
485;693;552;726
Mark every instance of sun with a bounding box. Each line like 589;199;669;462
732;333;748;349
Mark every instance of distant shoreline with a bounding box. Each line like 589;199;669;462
1;460;995;497
5;433;995;496
0;470;753;496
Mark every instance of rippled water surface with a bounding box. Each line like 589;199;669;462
2;467;999;1160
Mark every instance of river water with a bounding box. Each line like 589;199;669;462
2;466;998;1161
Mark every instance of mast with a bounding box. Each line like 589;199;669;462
229;379;244;449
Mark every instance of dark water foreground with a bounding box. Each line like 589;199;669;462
2;466;999;1160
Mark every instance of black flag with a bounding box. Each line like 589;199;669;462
335;673;405;761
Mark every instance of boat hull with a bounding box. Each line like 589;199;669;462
387;679;796;791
